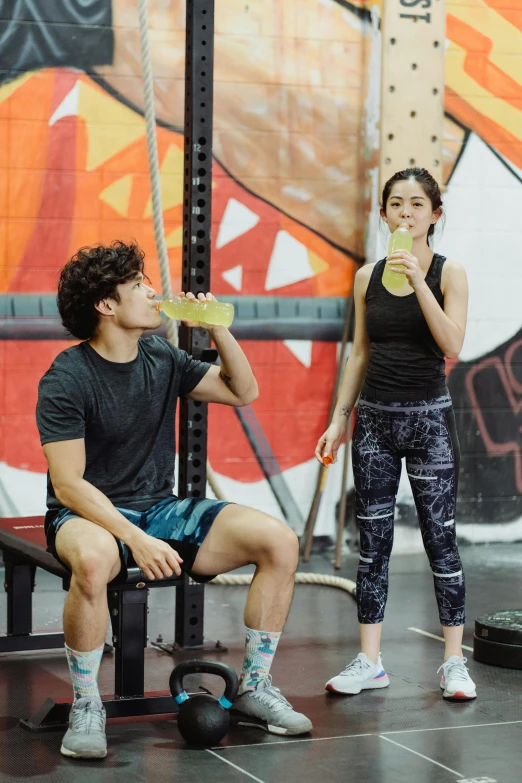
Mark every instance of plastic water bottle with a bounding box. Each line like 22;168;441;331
157;297;234;327
382;223;413;291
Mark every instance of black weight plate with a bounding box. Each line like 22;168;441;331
473;634;522;669
475;610;522;645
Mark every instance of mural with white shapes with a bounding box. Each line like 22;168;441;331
222;265;243;292
0;0;521;548
216;199;260;250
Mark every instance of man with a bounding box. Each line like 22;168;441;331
36;240;312;759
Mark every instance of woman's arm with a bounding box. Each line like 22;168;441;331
331;266;372;423
315;264;372;463
414;260;468;359
388;252;468;359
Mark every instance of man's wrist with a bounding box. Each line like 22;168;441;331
207;325;228;338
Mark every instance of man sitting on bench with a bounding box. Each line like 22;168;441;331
36;240;312;759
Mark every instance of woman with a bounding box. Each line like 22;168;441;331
316;168;476;701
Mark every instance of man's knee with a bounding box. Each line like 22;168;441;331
57;521;121;595
260;518;299;573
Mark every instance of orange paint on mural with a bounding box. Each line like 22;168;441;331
447;15;522;114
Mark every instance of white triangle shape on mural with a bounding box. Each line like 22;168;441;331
216;198;260;249
265;231;314;291
284;340;313;368
222;265;243;291
49;82;80;126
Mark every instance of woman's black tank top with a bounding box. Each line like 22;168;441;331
362;254;447;401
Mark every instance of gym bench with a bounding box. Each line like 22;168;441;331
0;516;206;731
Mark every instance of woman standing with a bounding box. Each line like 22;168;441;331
316;168;476;701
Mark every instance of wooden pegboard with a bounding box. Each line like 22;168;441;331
379;0;446;192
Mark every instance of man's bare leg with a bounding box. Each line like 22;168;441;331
192;504;299;631
56;518;122;651
192;505;312;735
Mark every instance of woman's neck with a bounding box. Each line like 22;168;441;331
412;237;434;271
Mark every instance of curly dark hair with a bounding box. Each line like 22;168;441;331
57;241;145;340
381;167;443;246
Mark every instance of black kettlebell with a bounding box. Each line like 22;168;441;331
169;659;238;746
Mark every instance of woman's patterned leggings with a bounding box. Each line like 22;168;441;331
353;393;465;627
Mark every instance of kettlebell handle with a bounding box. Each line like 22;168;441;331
170;659;239;709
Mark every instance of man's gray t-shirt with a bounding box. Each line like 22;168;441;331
36;335;211;520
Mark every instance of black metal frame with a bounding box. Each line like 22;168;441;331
0;539;211;730
1;553;64;653
18;575;184;731
176;0;215;649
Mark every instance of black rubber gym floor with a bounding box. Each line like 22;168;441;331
1;543;521;783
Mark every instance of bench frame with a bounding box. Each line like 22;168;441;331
0;521;216;731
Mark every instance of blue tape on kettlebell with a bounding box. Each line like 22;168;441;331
175;691;189;705
218;696;233;710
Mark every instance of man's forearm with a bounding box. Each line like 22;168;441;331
55;479;145;547
209;326;258;404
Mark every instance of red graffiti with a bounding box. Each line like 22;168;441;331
466;338;522;493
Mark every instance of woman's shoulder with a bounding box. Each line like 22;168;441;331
440;257;467;294
355;261;379;299
355;261;378;284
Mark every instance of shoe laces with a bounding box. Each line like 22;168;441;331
438;657;470;681
250;676;293;713
340;655;374;677
71;700;105;734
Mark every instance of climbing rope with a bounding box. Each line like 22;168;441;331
211;572;356;597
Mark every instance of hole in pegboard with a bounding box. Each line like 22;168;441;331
433;159;440;166
431;135;437;142
434;40;440;47
389;85;395;93
409;158;415;165
385;157;391;164
433;88;439;95
388;133;394;141
390;37;396;44
411;63;417;70
410;111;416;117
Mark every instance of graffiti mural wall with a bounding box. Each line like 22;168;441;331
0;0;520;545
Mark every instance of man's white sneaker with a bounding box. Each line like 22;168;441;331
438;656;477;700
325;652;389;695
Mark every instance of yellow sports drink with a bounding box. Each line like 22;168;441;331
382;223;413;291
157;297;234;328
